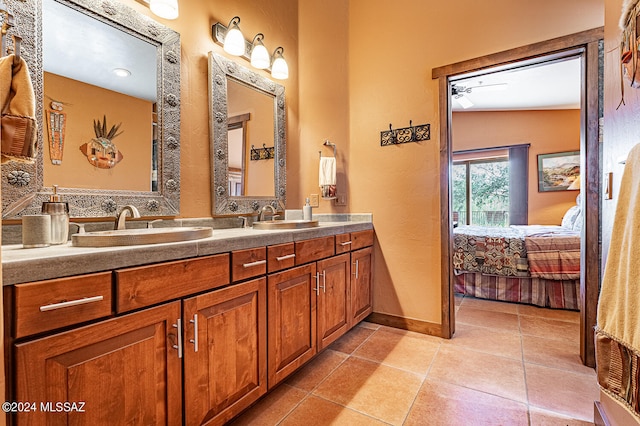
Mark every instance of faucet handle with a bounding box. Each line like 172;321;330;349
69;222;86;234
147;219;163;229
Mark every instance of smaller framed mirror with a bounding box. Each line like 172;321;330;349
208;52;286;215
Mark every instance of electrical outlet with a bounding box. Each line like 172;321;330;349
334;194;347;206
309;194;319;207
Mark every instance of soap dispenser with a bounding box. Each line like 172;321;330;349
42;185;69;244
303;197;312;221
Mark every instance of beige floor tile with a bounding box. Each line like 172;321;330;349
456;305;521;333
522;335;596;375
518;304;580;323
405;379;528;426
329;325;376;354
526;363;599;422
528;406;595;425
461;296;519;314
428;345;527;403
352;328;440;375
230;384;308;426
520;315;580;341
313;357;423;425
446;322;523;360
280;395;388;426
286;349;348;391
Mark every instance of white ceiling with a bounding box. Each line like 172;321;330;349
451;58;582;111
42;0;157;102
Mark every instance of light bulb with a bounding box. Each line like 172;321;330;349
224;17;245;56
250;34;270;69
149;0;179;20
271;47;289;80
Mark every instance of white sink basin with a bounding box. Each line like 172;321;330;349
253;220;319;230
71;227;213;247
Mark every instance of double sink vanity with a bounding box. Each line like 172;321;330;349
2;218;374;425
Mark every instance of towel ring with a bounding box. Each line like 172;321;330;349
319;139;337;158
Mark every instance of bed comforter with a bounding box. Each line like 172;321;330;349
453;225;581;280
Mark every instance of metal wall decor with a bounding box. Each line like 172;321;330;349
250;144;274;160
380;121;430;146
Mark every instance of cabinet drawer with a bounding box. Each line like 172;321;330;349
335;233;353;254
232;247;267;282
295;236;335;265
116;254;229;313
351;229;374;250
14;272;113;339
267;243;296;273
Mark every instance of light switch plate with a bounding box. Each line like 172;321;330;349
334;194;347;206
309;194;319;207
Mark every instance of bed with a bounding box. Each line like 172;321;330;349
453;204;582;310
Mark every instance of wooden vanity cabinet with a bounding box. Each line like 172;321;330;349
183;277;267;426
351;246;373;327
316;253;351;350
13;301;183;426
267;263;317;388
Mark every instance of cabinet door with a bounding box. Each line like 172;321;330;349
350;247;373;327
14;302;182;426
268;264;317;388
317;253;350;350
183;278;267;426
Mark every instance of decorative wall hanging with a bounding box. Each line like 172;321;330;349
250;143;274;160
380;121;430;146
618;0;640;108
79;115;124;169
45;100;66;165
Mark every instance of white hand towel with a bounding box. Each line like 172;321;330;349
319;157;336;186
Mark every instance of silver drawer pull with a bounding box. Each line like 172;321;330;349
340;241;352;246
39;295;104;312
276;253;296;261
189;314;199;353
172;319;183;359
243;259;267;268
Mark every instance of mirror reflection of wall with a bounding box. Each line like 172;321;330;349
227;118;246;196
42;0;157;192
227;78;275;197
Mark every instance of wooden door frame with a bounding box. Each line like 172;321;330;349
432;27;603;367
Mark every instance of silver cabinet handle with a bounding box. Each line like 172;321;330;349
172;319;183;359
243;259;267;268
340;241;352;246
322;270;326;293
276;253;296;261
39;295;104;312
352;260;359;279
313;271;326;295
189;314;199;353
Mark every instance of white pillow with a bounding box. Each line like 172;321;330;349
561;205;581;229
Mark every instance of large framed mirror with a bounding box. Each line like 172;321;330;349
1;0;180;218
208;52;286;215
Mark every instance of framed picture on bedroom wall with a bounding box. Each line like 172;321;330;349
537;150;581;192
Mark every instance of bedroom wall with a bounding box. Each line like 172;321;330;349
452;110;582;226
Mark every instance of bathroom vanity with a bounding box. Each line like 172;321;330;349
2;221;373;425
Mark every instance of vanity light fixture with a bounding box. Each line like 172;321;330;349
212;18;289;79
223;16;246;56
270;47;289;80
250;33;270;69
135;0;179;20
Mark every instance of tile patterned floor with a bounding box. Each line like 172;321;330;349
231;295;598;425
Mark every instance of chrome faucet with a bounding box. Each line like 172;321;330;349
258;205;277;222
115;205;141;230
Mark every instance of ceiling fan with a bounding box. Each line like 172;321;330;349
451;81;508;109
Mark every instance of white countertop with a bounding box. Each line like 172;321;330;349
2;220;373;286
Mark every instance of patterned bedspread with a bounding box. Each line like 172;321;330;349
453;225;529;277
453;225;581;279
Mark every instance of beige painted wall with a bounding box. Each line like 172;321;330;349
452;110;581;225
347;0;602;324
120;0;602;326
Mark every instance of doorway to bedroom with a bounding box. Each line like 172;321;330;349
433;28;603;367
